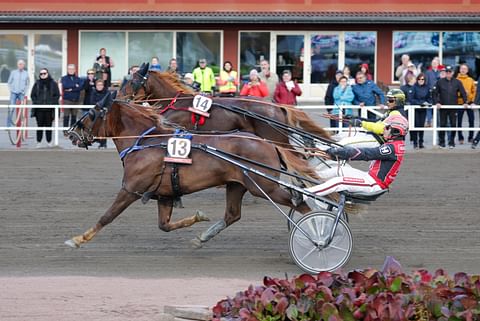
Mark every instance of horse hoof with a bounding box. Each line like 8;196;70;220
64;239;79;248
190;237;203;249
195;210;210;222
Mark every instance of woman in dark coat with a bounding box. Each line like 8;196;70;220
30;68;60;148
411;72;432;149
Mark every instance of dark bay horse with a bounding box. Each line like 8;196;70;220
120;65;333;148
65;99;316;249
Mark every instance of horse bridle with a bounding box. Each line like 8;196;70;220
130;70;149;96
67;107;108;149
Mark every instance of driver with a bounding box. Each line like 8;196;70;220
349;88;407;140
306;114;407;198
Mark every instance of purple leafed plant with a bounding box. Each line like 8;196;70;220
212;257;480;321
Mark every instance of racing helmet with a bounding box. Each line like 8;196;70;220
386;89;406;106
383;114;408;139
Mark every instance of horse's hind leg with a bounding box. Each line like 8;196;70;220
65;188;139;248
157;198;210;232
192;182;247;248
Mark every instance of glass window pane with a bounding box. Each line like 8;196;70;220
239;32;270;79
176;32;221;75
0;34;28;83
345;32;376;81
393;32;439;81
128;32;173;70
276;35;304;83
34;34;63;82
311;34;338;83
443;32;480;79
80;32;126;82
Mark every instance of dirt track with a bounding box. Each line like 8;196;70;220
1;149;480;320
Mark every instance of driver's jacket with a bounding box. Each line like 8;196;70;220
361;107;406;136
329;139;405;189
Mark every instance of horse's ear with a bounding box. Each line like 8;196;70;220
96;92;113;110
106;91;117;110
141;63;150;76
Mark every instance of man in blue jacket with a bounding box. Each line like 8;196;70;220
352;71;385;120
61;64;84;130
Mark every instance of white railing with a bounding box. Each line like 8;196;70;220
1;104;479;147
0;104;94;147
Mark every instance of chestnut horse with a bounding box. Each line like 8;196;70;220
65;98;316;249
120;63;333;148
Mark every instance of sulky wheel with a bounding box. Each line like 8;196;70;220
288;211;353;274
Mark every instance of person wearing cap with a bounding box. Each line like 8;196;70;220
433;65;467;148
410;72;432;149
240;69;269;98
456;63;476;144
192;58;215;94
352;71;385;120
183;73;200;92
360;63;373;81
273;70;302;105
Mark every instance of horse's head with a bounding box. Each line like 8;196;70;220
67;92;116;149
120;62;150;98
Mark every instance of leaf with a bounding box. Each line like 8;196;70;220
321;302;339;320
390;277;402;293
260;288;275;307
286;304;298;320
339;306;355;321
381;256;404;276
460;297;478;309
317;271;334;287
275;297;289;314
297;274;316;286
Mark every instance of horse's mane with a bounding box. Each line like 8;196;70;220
150;71;195;96
108;100;173;135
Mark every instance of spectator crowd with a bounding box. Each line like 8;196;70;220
8;49;480;149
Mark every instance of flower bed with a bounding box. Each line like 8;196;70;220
213;257;480;321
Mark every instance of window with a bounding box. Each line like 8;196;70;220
128;32;173;71
345;32;376;80
79;32;127;81
443;32;480;79
393;32;439;81
239;32;270;79
0;34;28;83
34;34;63;81
311;34;338;84
176;32;221;75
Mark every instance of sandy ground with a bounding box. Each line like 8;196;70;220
1;149;480;320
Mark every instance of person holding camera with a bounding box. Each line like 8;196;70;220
273;69;302;105
240;69;269;98
217;61;238;97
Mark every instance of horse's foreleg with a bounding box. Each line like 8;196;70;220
157;198;210;232
64;188;139;248
192;183;246;248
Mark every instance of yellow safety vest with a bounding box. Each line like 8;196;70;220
218;70;238;94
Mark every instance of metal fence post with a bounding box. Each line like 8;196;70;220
54;106;59;146
432;106;437;146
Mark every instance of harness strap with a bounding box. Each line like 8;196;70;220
170;163;184;208
158;92;191;114
119;126;156;161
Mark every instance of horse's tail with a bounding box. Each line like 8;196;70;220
283;106;332;140
275;146;319;181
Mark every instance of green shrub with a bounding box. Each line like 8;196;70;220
213;257;480;321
